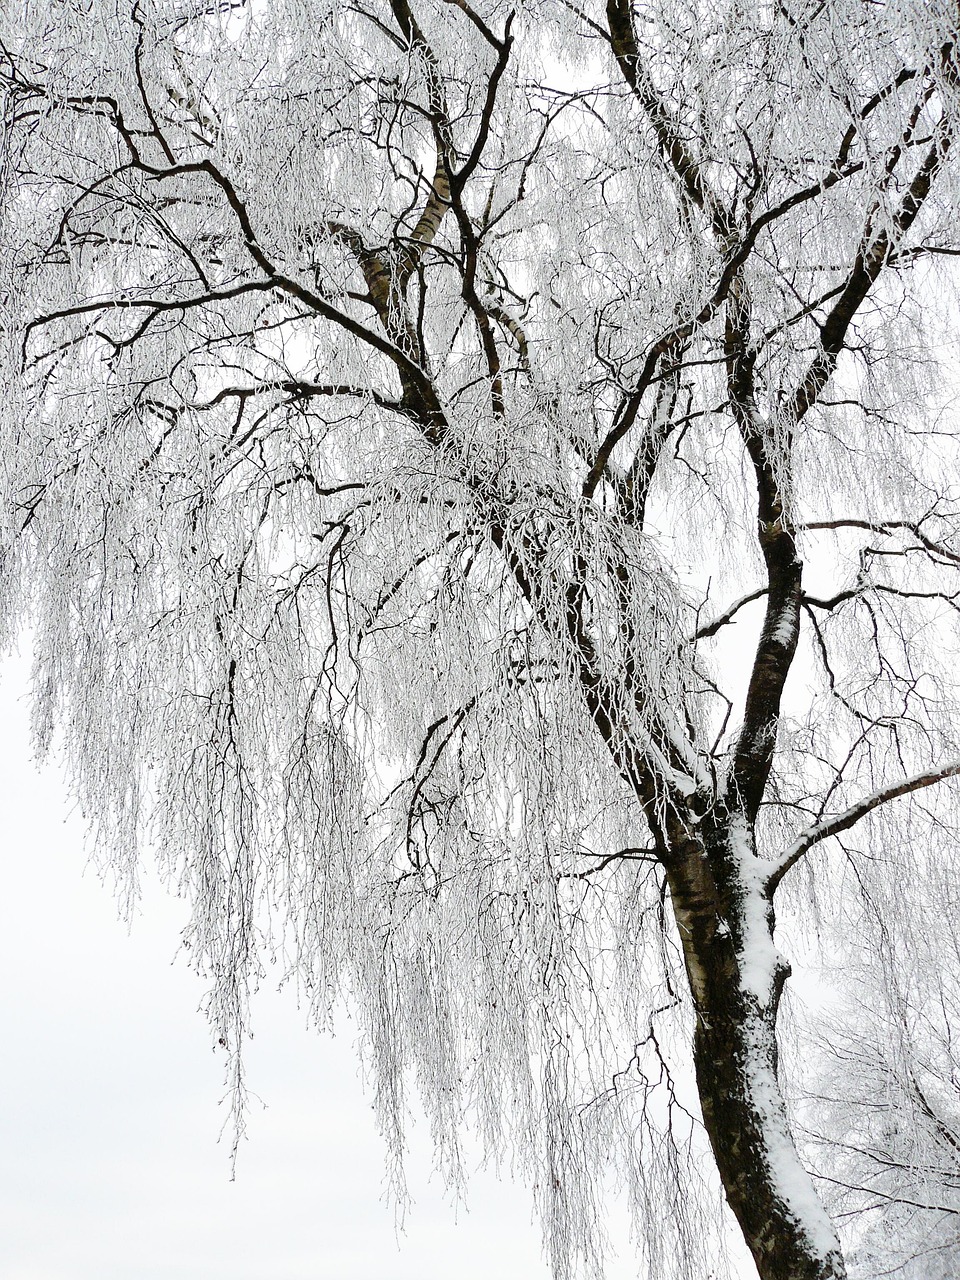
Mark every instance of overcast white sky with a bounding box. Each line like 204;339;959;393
1;652;672;1280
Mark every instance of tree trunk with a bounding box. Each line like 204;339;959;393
667;818;847;1280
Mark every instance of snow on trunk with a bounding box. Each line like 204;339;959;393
668;816;846;1280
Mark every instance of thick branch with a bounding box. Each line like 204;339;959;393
792;80;955;421
770;760;960;890
583;152;866;499
691;588;768;642
605;0;732;241
803;518;960;566
724;270;803;820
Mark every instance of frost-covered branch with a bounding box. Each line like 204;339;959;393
771;761;960;890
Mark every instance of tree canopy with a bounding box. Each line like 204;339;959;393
3;2;960;1277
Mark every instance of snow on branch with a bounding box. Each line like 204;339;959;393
770;760;960;890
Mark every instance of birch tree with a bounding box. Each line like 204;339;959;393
3;2;960;1278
